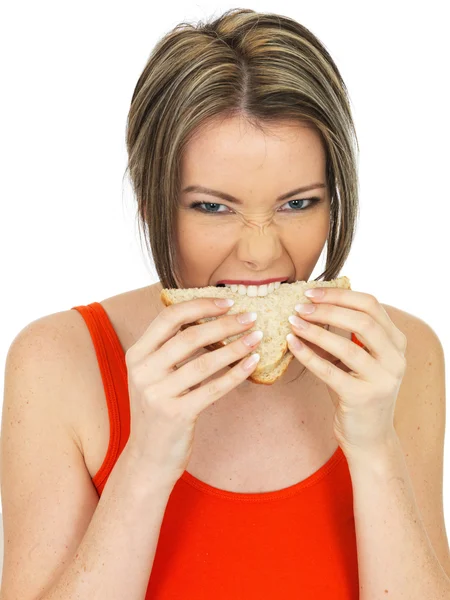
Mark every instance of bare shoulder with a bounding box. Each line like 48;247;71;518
381;302;444;427
8;285;163;453
5;309;97;455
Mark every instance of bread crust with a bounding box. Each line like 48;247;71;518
160;276;350;385
160;291;301;385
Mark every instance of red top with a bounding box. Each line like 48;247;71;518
71;302;364;599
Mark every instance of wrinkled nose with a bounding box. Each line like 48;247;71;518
236;212;283;263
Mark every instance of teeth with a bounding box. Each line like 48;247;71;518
257;284;268;297
225;282;283;296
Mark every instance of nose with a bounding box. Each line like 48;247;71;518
235;215;283;266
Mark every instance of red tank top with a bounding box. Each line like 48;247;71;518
71;301;363;599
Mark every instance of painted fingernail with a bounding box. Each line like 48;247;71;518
237;311;257;324
215;298;234;307
304;288;324;298
295;303;316;314
242;330;264;347
242;353;260;370
288;315;309;329
286;333;304;349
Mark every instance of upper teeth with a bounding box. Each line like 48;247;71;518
224;281;282;296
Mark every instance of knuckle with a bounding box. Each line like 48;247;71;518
346;338;362;361
179;325;197;345
142;382;159;404
192;352;211;374
314;324;327;344
205;378;222;399
359;315;375;333
159;305;176;324
231;336;248;356
125;348;137;366
396;355;407;376
367;294;379;308
383;376;399;395
129;363;149;390
322;359;335;380
400;332;407;351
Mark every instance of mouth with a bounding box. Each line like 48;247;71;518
215;279;290;297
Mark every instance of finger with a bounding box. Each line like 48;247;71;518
150;311;257;374
154;329;263;397
295;304;406;377
288;318;382;381
184;349;262;414
286;332;364;396
304;289;407;352
126;298;236;365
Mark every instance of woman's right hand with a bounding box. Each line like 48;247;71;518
123;298;263;485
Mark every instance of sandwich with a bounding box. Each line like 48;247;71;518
160;276;352;385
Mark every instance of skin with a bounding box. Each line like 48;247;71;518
174;114;335;400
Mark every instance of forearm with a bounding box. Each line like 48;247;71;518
40;446;176;600
345;433;450;599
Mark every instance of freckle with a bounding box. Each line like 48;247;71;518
417;426;420;430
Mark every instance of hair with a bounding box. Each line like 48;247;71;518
124;8;360;290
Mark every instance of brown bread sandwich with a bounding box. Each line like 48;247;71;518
160;276;351;385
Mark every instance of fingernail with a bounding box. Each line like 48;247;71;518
242;330;263;347
288;315;309;329
237;311;257;324
214;298;234;307
242;353;260;371
286;333;304;349
295;303;316;314
304;288;324;298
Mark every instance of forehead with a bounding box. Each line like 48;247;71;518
181;116;326;180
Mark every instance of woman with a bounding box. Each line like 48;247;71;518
2;8;449;600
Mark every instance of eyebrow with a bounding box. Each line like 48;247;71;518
181;183;326;205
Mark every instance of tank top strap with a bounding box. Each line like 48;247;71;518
70;302;130;494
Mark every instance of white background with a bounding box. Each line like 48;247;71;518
1;0;449;575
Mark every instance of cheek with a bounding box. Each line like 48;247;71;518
283;219;329;265
175;216;234;266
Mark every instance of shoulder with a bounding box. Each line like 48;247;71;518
5;285;160;452
381;301;443;360
5;310;90;454
381;302;445;427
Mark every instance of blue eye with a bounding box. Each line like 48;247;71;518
281;198;320;212
189;197;321;214
189;202;227;213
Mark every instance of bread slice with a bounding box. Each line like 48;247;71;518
160;275;352;385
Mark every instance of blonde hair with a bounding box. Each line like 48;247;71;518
125;8;360;289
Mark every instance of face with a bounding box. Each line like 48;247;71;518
175;115;331;289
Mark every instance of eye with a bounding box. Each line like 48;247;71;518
189;197;321;214
189;202;232;213
279;198;320;212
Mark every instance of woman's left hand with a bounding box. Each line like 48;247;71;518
286;288;407;456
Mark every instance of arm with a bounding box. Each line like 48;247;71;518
346;434;450;599
0;316;177;600
40;446;175;600
344;320;450;599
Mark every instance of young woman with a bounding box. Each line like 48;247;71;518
2;8;449;600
